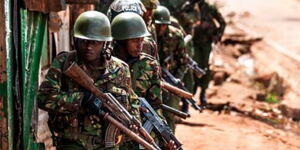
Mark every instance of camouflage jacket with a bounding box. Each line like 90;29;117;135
127;53;162;109
142;36;159;61
37;51;139;147
157;25;188;79
147;22;157;42
193;2;226;44
160;0;200;34
142;22;159;60
113;50;162;109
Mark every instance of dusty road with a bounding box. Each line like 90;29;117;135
176;81;300;150
221;0;300;57
175;1;300;149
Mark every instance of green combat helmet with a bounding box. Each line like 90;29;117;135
111;12;151;40
153;5;171;24
141;0;159;9
73;11;112;41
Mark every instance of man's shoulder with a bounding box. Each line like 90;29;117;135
169;25;182;33
136;53;160;71
139;53;157;62
50;51;76;69
109;56;130;69
168;25;184;38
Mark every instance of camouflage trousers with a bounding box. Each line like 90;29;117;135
162;91;180;133
193;43;212;91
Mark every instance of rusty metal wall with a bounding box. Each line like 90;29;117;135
0;2;7;150
1;0;14;149
0;0;9;144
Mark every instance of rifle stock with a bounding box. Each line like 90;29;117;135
63;62;159;150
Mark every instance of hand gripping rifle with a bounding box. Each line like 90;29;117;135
63;62;160;150
184;35;206;78
161;67;203;112
139;97;183;150
186;56;206;78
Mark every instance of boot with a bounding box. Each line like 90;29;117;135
200;89;207;107
181;98;189;113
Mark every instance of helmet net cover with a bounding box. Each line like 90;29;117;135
107;0;146;21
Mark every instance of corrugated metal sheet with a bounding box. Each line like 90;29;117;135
4;0;14;149
20;9;47;150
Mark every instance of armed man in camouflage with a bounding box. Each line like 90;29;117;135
140;0;160;59
161;0;226;106
160;0;200;34
37;11;140;150
111;12;175;149
154;5;188;132
193;1;226;105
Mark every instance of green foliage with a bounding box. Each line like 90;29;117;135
265;93;280;104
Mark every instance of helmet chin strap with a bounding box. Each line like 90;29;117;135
102;41;112;60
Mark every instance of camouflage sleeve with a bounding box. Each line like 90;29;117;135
122;63;141;121
37;53;84;114
174;30;189;79
211;5;226;36
134;58;162;109
116;63;140;120
142;37;159;60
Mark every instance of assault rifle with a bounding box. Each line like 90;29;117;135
139;97;183;150
163;55;206;79
187;56;206;78
64;62;160;150
161;67;203;112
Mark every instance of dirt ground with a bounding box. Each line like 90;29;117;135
175;1;300;149
176;109;300;150
176;81;300;150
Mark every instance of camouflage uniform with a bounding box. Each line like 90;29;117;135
157;25;187;132
160;0;200;34
115;52;165;149
142;10;159;60
111;12;167;149
38;51;139;150
193;2;226;101
170;16;195;93
142;36;159;60
128;53;162;109
162;1;226;103
157;25;187;79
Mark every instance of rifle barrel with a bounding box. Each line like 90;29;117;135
161;104;190;119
